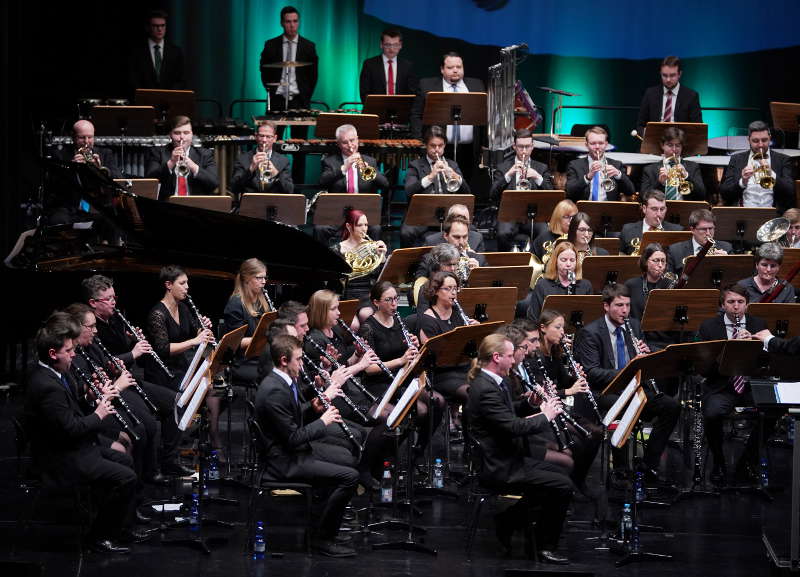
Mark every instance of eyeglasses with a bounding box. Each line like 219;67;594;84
93;296;116;303
576;227;593;233
82;323;97;329
382;42;401;48
381;296;400;303
648;258;667;264
694;226;715;233
562;214;576;220
439;285;459;293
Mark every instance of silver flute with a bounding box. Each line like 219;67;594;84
71;363;141;441
336;319;395;380
75;347;142;427
114;307;174;378
559;336;602;422
94;337;160;417
304;335;377;403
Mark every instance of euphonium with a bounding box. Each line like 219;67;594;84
343;234;384;279
664;155;693;195
752;150;775;190
175;141;190;178
258;144;276;190
517;153;532;190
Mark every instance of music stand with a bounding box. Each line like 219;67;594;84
582;255;640;290
780;249;800;291
641;289;720;342
239;193;306;225
665;201;708;228
639;231;692;252
498;189;565;241
337;299;360;325
456;287;518;323
746;303;800;339
577;201;641;237
376;247;432;286
363;95;416;127
641;122;708;156
769;101;800;149
244;312;279;359
682;255;753;290
466;265;533;301
712;207;776;251
479;252;532;267
92;106;157;137
403;194;475;228
421;91;487;163
114;178;159;200
169;195;231;213
315;113;380;140
311;193;381;226
541;295;604;334
135;88;195;121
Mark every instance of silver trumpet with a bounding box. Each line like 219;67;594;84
175;141;191;178
599;153;616;193
71;363;141;442
114;307;174;379
257;144;276;191
433;152;461;193
517;153;532;190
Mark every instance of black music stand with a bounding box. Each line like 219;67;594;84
376;246;432;286
712;207;777;252
640;122;708;156
769;101;800;149
456;287;518;323
239;193;306;225
682;255;753;290
311;193;381;226
498;189;565;240
466;265;533;301
114;178;159;200
135;88;195;123
421;92;487;164
582;255;640;290
403;194;475;229
92;105;157;137
577;201;641;237
665;200;708;228
541;295;604;335
363;95;416;132
315;113;380;140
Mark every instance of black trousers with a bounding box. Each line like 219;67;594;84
81;446;137;539
139;379;183;467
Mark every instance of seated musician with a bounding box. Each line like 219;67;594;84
667;208;731;274
527;241;593;322
358;27;418;103
229;121;293;203
25;312;138;554
412;242;460;311
566;212;609;263
565;126;634;202
640;126;706;201
145;115;218;200
422;203;485;252
334;209;387;318
255;333;359;558
695;284;771;486
782;208;800;248
466;333;572;564
491;128;554;252
531;199;577;261
620;190;682;255
720;120;796;214
573;284;680;483
401;126;471;247
737;242;796;303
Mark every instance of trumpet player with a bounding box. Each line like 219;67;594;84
640;126;705;200
667;208;731;274
720;120;795;213
145;115;218;201
565;126;634;202
619;190;682;255
230;121;293;199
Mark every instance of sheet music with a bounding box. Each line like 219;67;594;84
611;389;644;448
776;382;800;405
178;357;210;408
387;377;419;430
179;376;209;431
602;377;638;426
371;366;406;419
180;341;207;391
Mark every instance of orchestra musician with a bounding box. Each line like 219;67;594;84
737;242;796;303
623;243;677;351
640;126;706;201
566;212;609;263
527;241;593;323
565;126;634;202
466;333;572;564
145;115;218;200
667;208;731;274
229;121;294;201
720;120;796;214
128;9;185;91
531;199;577;261
619;190;682;255
422;203;485;252
335;209;387;312
636;55;702;135
412;242;460;311
359;28;418;103
782;208;800;248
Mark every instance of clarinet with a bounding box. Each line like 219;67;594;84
114;307;174;378
559;336;602;423
71;364;141;442
299;366;364;455
452;298;471;325
94;337;159;417
302;353;371;423
527;357;574;450
304;335;377;403
622;317;662;397
261;288;276;312
185;294;217;345
336;319;395;380
533;353;591;438
394;311;414;349
75;347;142;427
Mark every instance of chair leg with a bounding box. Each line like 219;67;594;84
304;489;313;555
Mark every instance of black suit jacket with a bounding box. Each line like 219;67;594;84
359;55;418;103
490;156;553;201
404;156;470;196
619;219;683;255
574;316;643;391
230;149;293;197
636;84;702;134
640;159;706;201
145;144;219;200
667;238;733;273
411;76;486;138
319;153;389;193
696;314;767;393
260;35;318;108
565;156;634;201
719;150;795;214
129;41;185;90
767;335;800;356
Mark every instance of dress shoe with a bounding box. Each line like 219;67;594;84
311;538;356;557
495;520;514;556
710;464;727;487
119;528;155;544
161;462;195;477
539;550;569;564
89;539;130;554
135;509;152;524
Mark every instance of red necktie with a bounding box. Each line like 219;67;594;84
387;60;394;95
663;89;673;122
347;164;356;193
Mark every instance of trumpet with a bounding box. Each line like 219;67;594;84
599;153;616;193
664;155;693;196
516;153;532;190
257;144;277;191
433;152;461;193
175;142;191;178
752;150;775;190
350;155;376;182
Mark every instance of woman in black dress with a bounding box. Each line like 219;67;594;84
527;241;593;322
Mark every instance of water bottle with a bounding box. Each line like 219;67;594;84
760;458;769;488
433;458;444;489
380;461;393;503
634;470;645;503
208;450;220;481
620;503;632;543
253;520;266;559
788;418;795;444
189;483;200;529
630;518;640;553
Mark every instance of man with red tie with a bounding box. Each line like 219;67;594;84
359;28;418;103
636;56;702;136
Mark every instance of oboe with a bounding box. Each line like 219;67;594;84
336;319;395;380
299;365;364;454
75;347;142;427
114;307;174;378
71;364;141;441
302;353;370;423
533;353;590;438
622;317;662;397
559;336;602;422
304;335;377;403
94;337;159;416
452;298;471;325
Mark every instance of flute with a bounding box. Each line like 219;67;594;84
114;307;174;378
71;364;141;441
299;365;364;454
94;337;160;417
304;335;377;403
75;347;142;428
336;319;395;380
559;336;602;423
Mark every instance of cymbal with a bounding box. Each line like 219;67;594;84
261;61;311;69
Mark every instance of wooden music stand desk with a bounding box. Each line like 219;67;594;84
377;246;433;286
363;95;416;125
581;255;640;291
467;265;533;301
422;321;503;367
239;193;306;225
747;303;800;340
169;195;231;213
682;255;753;289
244;312;279;359
665;200;709;229
338;299;360;325
769;101;800;149
312;193;381;226
93;106;157;137
479;252;532;267
403;194;475;227
315;113;380;140
541;295;604;333
641;122;708;156
780;248;800;291
114;178;159;200
641;289;720;337
712;207;777;245
135;89;195;120
498;190;566;224
577;201;641;237
457;287;518;323
640;230;692;252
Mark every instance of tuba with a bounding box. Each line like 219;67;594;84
343;234;384;279
752;150;775;190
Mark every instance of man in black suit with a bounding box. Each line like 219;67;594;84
720;120;796;214
145;115;218;200
359;28;418;103
24;312;138;553
255;334;358;557
230;121;294;203
640;126;706;201
422;203;485;252
696;284;769;485
491;129;554;251
565;126;634;202
128;9;185;91
754;330;800;356
467;333;572;563
667;208;732;274
619;190;683;254
636;55;702;135
573;284;680;480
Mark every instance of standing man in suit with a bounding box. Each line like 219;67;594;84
145;115;218;200
667;208;731;274
565;126;634;202
359;28;418;103
640;126;706;201
255;334;358;557
636;55;702;135
720;120;796;214
696;284;769;485
230;121;294;202
619;190;683;254
573;284;680;481
128;10;185;91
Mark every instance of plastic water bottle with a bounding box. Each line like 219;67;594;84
190;483;200;529
380;461;393;503
208;450;220;481
760;458;769;488
634;470;645;503
433;458;444;489
253;520;266;559
630;518;640;553
620;503;632;543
